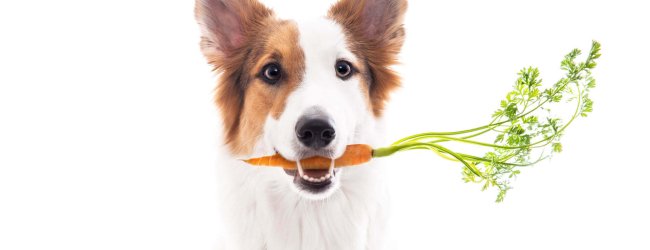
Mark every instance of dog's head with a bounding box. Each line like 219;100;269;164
196;0;406;199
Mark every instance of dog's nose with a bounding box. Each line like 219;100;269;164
295;118;335;149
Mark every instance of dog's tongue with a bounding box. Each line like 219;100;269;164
303;169;329;178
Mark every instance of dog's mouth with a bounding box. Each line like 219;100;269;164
284;159;339;193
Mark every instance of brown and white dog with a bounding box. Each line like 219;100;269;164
195;0;406;249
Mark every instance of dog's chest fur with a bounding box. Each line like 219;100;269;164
216;157;388;250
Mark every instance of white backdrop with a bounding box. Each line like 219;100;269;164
1;0;649;249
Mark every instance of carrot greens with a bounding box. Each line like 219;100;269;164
373;41;601;202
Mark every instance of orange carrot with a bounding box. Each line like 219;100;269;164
243;144;373;170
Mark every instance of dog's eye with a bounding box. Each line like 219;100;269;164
261;63;282;84
335;60;354;80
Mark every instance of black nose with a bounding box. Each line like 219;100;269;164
296;119;335;149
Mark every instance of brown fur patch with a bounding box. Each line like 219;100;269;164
233;21;305;154
197;0;305;154
328;0;407;117
352;61;374;112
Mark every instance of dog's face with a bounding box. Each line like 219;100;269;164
196;0;406;199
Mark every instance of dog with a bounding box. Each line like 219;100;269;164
195;0;407;249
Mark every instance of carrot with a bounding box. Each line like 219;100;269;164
243;144;373;170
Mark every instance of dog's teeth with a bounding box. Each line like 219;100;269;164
328;159;335;177
297;161;305;178
301;172;333;182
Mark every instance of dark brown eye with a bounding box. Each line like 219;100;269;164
335;60;353;80
261;63;282;84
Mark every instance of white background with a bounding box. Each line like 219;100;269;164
1;0;649;249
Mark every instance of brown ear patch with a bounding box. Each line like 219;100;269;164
196;0;275;154
196;0;274;56
328;0;407;117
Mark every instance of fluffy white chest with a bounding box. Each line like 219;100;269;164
216;159;388;250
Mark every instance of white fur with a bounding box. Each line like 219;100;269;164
216;18;389;250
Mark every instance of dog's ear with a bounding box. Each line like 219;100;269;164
195;0;273;60
329;0;407;52
329;0;408;117
195;0;273;148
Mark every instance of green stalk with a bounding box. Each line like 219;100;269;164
373;41;600;202
374;142;483;177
